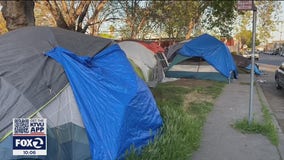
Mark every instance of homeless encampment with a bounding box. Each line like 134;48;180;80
0;26;163;160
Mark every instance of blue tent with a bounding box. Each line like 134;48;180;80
166;34;238;82
46;45;163;159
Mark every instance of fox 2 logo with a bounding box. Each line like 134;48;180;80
13;136;46;150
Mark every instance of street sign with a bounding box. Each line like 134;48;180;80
237;1;253;10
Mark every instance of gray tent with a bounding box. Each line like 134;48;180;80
0;26;113;159
118;41;165;87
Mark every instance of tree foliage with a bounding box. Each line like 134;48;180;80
150;1;237;39
201;1;237;38
236;1;281;44
255;1;281;43
114;0;153;39
151;1;200;39
236;29;260;49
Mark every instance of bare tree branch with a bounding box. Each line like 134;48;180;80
77;1;91;32
44;0;68;29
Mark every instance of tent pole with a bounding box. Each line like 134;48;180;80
197;58;201;72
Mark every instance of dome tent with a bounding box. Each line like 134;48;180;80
118;41;165;87
165;34;238;82
0;26;163;160
138;41;169;71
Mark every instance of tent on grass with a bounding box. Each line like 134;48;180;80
118;41;165;87
138;41;169;70
165;34;238;82
0;26;163;160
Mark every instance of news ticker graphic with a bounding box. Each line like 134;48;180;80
12;118;47;156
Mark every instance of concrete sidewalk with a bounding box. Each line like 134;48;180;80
191;74;284;160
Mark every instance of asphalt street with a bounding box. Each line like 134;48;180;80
255;53;284;132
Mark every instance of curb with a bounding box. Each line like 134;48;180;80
256;82;284;159
256;83;283;134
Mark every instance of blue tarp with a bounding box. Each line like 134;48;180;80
46;44;163;160
245;64;263;75
178;34;238;79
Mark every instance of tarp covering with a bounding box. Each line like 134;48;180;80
46;44;163;160
178;34;238;79
245;64;263;75
232;54;251;68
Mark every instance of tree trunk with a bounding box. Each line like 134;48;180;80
185;20;195;40
0;0;35;31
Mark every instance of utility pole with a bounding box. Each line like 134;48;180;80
280;21;283;41
249;2;257;125
237;0;257;125
280;21;283;52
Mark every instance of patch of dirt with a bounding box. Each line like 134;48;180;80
182;90;214;112
184;90;214;105
166;78;215;88
165;78;217;111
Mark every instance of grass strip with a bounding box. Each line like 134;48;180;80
233;86;279;146
125;81;225;160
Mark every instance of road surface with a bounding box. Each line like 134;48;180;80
254;53;284;132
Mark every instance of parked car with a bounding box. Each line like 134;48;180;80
242;51;259;60
280;51;284;57
275;62;284;89
265;51;274;55
254;52;260;60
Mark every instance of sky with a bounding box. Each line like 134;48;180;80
0;2;282;42
269;1;284;42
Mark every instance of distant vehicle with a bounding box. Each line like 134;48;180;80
274;47;283;56
265;51;274;55
242;51;259;60
275;62;284;89
242;53;250;58
254;52;260;60
280;51;284;57
279;48;284;56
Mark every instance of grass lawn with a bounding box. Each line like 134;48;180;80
125;79;225;160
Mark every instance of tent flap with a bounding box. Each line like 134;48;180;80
46;44;163;160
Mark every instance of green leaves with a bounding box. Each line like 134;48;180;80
151;1;237;39
237;1;281;44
